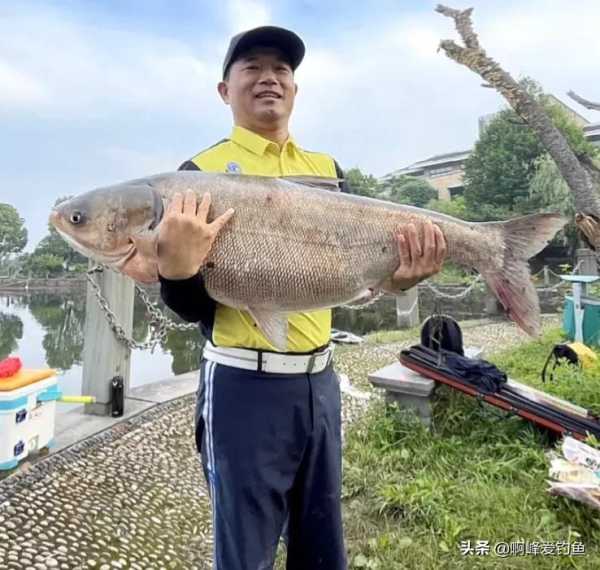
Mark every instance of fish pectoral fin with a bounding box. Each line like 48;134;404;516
247;308;289;352
130;232;159;260
279;175;342;192
115;232;159;284
346;287;382;307
116;251;158;284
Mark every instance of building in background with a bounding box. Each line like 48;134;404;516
382;97;600;202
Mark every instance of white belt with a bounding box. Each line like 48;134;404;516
203;340;334;374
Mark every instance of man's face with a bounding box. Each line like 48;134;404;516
218;46;298;129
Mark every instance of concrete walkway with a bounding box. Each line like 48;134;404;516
0;317;560;569
1;373;212;570
53;371;199;454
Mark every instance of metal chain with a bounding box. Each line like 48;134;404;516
86;265;197;352
546;260;583;280
535;280;572;293
422;274;483;300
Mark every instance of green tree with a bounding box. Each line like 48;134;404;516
529;154;576;252
543;97;600;160
22;253;65;277
344;168;379;198
382;175;437;207
26;196;87;276
464;108;547;219
464;78;600;221
0;203;27;261
426;196;476;221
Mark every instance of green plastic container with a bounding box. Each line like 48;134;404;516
562;295;600;346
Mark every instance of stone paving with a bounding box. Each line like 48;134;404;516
0;317;558;569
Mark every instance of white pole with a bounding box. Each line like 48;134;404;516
396;288;419;329
573;282;584;343
81;263;134;415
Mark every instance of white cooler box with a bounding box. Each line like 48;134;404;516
0;376;61;470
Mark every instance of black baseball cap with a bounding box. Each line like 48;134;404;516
222;25;305;78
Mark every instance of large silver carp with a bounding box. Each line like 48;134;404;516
50;172;566;350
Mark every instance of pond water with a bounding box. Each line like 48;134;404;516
1;285;557;402
0;291;205;405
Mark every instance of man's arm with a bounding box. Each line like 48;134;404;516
159;273;215;324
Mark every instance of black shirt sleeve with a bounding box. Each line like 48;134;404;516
159;159;217;339
159;273;215;332
178;160;201;171
334;160;352;194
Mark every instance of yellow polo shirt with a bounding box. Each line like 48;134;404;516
185;125;342;353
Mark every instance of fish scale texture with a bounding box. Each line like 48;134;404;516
158;172;497;312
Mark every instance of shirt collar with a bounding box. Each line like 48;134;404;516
230;125;298;156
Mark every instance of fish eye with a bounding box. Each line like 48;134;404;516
70;211;84;225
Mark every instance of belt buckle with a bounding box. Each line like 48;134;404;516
307;347;331;374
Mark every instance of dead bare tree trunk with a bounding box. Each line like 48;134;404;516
436;4;600;250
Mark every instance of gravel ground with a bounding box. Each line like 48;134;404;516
0;316;559;569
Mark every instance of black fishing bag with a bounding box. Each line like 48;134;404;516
420;315;464;355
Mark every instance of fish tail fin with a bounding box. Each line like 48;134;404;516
477;213;567;337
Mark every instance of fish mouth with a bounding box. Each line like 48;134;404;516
53;225;135;266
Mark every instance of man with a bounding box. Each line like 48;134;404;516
158;26;446;570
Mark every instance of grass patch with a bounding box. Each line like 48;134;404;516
492;328;600;416
342;327;600;569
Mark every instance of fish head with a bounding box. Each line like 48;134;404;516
49;179;164;282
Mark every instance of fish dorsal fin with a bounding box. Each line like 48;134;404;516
279;175;342;192
247;308;289;352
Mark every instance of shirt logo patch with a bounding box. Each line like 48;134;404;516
226;161;242;174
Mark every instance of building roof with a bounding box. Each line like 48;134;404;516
382;121;600;182
381;150;471;180
584;123;600;140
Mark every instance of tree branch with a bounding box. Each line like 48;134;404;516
436;4;600;248
568;90;600;112
436;5;479;49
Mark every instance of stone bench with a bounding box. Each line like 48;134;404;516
368;347;482;427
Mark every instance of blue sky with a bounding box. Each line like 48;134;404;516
2;0;599;249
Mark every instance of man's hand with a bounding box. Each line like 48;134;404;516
388;221;447;292
157;190;234;280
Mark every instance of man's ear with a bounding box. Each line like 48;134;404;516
294;83;298;96
218;81;230;104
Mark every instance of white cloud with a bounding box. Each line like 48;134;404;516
226;0;270;35
0;4;218;119
3;0;597;158
0;60;47;106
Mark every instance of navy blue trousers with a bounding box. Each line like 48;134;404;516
195;358;347;570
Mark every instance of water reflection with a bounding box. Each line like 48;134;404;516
0;290;207;378
28;295;85;370
0;311;23;360
0;286;563;388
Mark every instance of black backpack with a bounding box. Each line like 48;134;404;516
420;315;464;355
541;343;580;383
